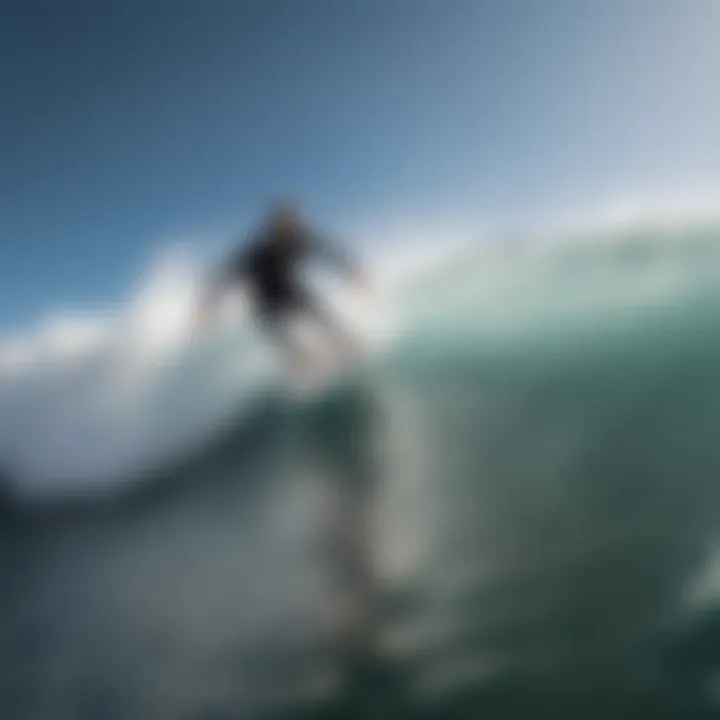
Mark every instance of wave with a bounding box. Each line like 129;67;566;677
2;216;720;501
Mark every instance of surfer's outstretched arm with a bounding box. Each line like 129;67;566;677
307;230;366;286
194;277;225;332
194;242;256;331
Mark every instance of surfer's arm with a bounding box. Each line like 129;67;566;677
194;244;256;330
308;229;363;281
194;271;227;331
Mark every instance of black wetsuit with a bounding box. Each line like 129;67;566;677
219;223;357;334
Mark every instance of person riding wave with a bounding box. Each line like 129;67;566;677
196;201;367;375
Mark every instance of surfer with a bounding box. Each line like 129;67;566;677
195;201;366;375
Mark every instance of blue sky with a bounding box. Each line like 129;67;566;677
2;0;720;331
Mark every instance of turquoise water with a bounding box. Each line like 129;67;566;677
3;226;720;718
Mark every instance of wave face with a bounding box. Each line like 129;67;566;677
3;220;720;717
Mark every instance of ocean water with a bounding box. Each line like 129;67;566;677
3;224;720;718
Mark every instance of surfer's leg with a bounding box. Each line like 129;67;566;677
298;290;360;361
258;304;318;378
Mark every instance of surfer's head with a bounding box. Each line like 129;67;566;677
267;199;302;240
